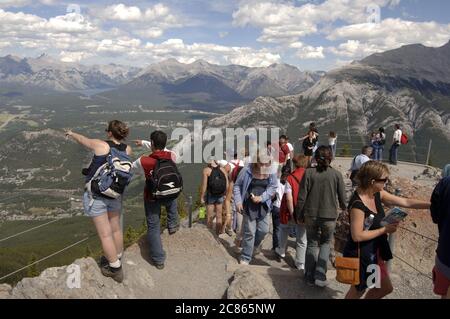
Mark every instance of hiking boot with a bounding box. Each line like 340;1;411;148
169;225;180;235
100;256;122;267
101;265;124;283
239;260;249;266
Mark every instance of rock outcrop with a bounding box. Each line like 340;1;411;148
227;269;279;299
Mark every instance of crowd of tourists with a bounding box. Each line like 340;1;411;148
65;120;449;299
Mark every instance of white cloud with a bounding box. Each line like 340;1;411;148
92;3;184;39
289;41;325;59
59;50;93;63
143;39;281;67
328;19;450;58
101;3;142;21
232;0;401;44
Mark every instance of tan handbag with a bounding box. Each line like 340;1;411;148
335;244;360;285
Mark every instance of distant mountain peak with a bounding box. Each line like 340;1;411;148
160;58;182;65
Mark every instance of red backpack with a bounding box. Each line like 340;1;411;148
279;168;305;224
400;133;408;145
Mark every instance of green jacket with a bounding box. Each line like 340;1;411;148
295;166;347;220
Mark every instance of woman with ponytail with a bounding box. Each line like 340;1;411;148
295;145;347;287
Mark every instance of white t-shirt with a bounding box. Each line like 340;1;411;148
273;180;285;208
328;137;337;146
351;154;371;171
393;129;402;144
286;143;294;160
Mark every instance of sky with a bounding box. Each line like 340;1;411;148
1;0;450;71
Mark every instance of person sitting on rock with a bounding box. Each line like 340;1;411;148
344;161;431;299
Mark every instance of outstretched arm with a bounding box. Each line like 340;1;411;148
65;130;108;155
381;190;430;210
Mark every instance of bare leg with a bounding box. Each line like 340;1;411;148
206;204;215;229
92;214;118;263
364;276;394;299
222;187;233;233
345;286;365;299
215;203;223;235
445;286;450;299
108;211;123;257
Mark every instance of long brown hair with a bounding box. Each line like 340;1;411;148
107;120;129;140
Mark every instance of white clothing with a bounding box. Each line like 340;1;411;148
393;129;402;144
351;154;371;171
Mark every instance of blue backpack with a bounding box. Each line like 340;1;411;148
86;145;133;202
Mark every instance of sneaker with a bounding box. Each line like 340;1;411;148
275;247;285;258
239;260;249;265
101;265;124;283
295;262;305;271
314;279;329;288
169;225;180;235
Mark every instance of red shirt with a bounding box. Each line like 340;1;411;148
277;143;290;164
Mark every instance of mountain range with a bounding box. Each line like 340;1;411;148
0;55;323;109
209;40;450;167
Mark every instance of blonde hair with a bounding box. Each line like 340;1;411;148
356;161;390;189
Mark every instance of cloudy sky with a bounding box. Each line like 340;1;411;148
1;0;450;70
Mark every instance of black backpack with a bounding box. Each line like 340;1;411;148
207;166;227;196
146;159;183;200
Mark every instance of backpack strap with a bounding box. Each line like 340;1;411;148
106;140;127;152
289;173;301;186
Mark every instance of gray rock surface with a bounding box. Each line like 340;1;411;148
227;269;279;299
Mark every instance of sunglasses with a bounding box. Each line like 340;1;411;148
374;178;389;183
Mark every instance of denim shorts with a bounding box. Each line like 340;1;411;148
83;191;122;217
205;193;225;205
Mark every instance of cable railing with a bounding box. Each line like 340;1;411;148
0;219;61;243
0;235;93;282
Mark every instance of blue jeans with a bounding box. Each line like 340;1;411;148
144;199;177;264
304;217;336;282
389;143;399;164
374;147;383;161
241;213;270;263
167;200;179;231
271;206;281;250
279;223;307;265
